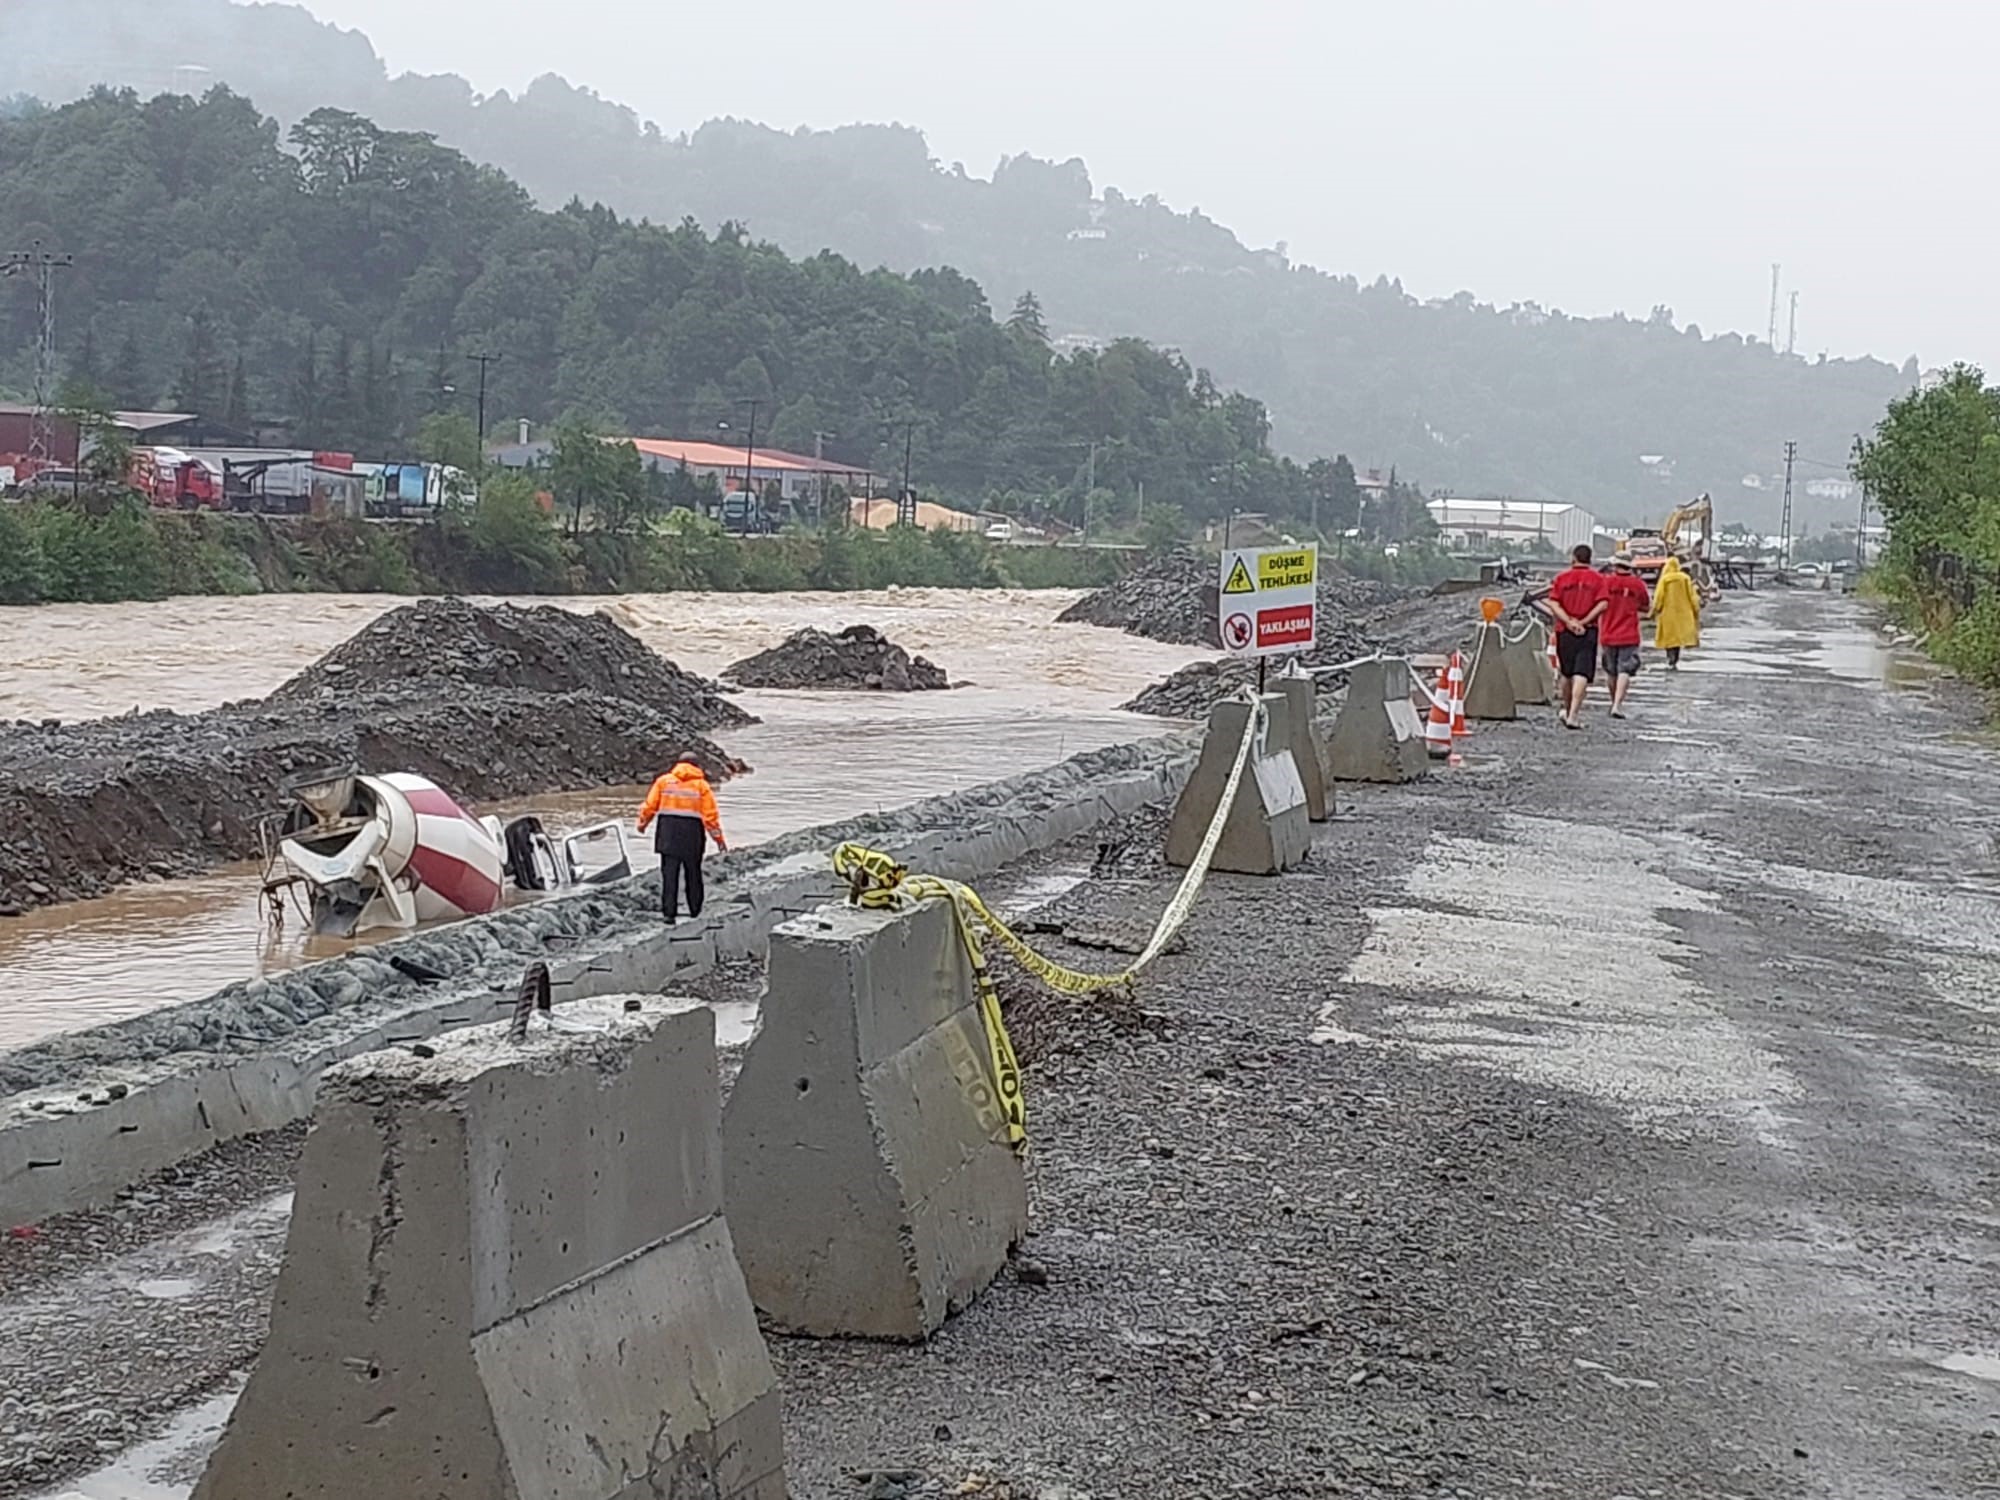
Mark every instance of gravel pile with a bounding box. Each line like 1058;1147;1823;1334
272;597;752;729
0;602;756;917
722;624;950;691
1123;584;1478;720
1056;547;1217;646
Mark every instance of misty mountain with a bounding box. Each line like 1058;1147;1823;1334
0;89;1341;526
1;0;1909;526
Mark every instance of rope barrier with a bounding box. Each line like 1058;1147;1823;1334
830;693;1266;1150
1304;656;1384;684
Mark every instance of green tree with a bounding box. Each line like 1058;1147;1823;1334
417;412;482;473
224;353;251;430
464;472;567;589
1008;290;1049;347
172;306;227;415
550;418;650;535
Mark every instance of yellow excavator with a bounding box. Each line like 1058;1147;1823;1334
1627;494;1714;585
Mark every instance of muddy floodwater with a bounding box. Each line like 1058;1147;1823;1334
0;588;1210;1049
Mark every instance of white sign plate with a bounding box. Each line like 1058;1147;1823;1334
1218;543;1318;658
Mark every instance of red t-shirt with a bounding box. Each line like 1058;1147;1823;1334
1598;573;1651;647
1548;566;1608;629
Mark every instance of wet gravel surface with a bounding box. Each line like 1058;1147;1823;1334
6;593;1997;1499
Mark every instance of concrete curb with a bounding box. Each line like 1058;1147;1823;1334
2;738;1195;1225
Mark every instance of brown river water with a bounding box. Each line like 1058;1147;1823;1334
0;589;1209;1050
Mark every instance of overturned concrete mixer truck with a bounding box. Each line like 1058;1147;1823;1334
263;767;633;936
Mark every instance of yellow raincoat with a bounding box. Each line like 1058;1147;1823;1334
1649;557;1701;650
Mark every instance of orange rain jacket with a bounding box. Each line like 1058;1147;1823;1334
637;762;726;849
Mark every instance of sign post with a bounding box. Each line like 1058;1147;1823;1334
1219;543;1318;691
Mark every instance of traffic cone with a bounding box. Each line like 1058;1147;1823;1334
1448;651;1470;738
1423;667;1454;760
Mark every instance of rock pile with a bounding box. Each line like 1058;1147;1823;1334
272;597;751;729
1056;547;1218;646
1121;580;1476;719
0;603;754;917
722;624;951;691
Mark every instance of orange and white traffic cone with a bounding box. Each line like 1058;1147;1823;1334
1423;667;1454;760
1448;650;1470;738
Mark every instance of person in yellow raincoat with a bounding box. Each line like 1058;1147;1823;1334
1648;555;1701;669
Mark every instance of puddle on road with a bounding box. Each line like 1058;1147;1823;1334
128;1277;203;1301
30;1383;241;1500
1934;1351;2000;1383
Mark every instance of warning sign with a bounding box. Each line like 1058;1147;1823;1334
1218;543;1318;659
1257;549;1317;592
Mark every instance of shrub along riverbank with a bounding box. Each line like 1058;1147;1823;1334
1852;364;2000;685
0;497;1127;606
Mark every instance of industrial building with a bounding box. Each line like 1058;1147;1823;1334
1427;497;1598;555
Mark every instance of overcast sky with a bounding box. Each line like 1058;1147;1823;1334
301;0;1979;370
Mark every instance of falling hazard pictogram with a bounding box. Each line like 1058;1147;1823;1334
1222;557;1256;595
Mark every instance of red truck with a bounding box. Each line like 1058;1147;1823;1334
129;447;225;510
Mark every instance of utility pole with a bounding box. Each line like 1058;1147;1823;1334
1780;439;1797;571
1785;291;1799;357
1854;434;1869;568
3;245;75;469
464;350;502;454
813;429;837;529
1767;262;1782;352
898;423;916;528
739;398;760;531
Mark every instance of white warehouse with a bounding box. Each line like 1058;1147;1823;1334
1427;497;1598;554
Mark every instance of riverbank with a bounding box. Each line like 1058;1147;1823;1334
0;599;752;916
6;592;1994;1499
0;500;1125;606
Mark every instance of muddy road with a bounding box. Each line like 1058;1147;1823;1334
8;589;1997;1499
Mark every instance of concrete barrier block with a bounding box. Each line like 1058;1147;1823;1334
1463;622;1518;721
1164;693;1312;875
1505;623;1558;706
722;899;1027;1341
1275;675;1334;821
193;996;784;1500
1326;658;1430;783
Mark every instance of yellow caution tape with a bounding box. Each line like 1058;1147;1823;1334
830;693;1265;1150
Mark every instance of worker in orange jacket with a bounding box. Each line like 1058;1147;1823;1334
636;756;728;922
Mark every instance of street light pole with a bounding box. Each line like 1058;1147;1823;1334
465;350;502;456
814;429;837;529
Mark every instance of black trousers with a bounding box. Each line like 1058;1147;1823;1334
656;818;706;922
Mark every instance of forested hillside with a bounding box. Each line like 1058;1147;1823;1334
0;90;1349;525
0;0;1916;524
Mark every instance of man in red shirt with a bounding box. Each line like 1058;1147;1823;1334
1598;552;1653;719
1546;543;1609;729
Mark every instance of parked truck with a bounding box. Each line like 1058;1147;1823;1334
129;447;225;510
